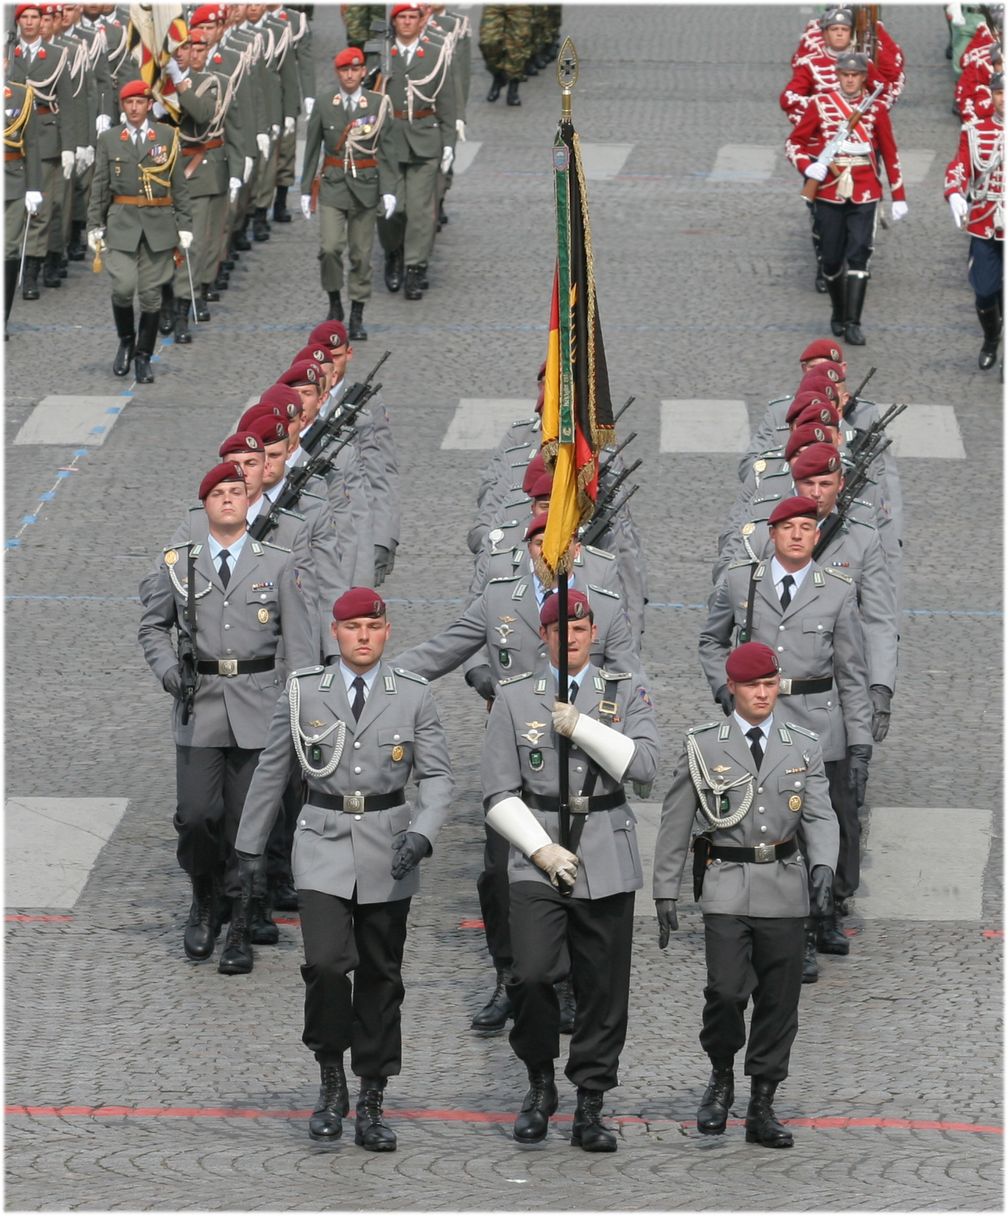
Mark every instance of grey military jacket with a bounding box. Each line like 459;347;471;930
482;662;659;900
235;661;454;904
138;535;316;750
699;560;873;762
469;542;622;608
653;717;838;917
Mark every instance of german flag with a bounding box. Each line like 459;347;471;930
539;117;614;582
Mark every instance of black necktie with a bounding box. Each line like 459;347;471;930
569;680;579;704
350;676;366;721
746;726;764;771
217;549;231;588
779;574;794;611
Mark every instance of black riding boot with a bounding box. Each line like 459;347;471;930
158;282;175;334
174;296;192;344
977;300;1002;370
134;310;159;383
844;271;868;345
824;271;846;338
112;302;136;376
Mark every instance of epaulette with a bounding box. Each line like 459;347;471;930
762;468;791;481
190;543;203;557
847;516;874;528
786;721;819;740
768;395;789;406
394;668;428;684
291;665;324;677
728;557;757;570
489;574;520;585
598;669;631;680
588;584;620;599
277;506;306;521
262;539;292;553
504;442;531;453
687;722;720;734
583;544;615;560
299;489;325;503
511;414;537;427
752;494;781;506
824;567;854;584
498;671;532;686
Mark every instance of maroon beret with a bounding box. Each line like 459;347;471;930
528;472;554;500
786;390;835;424
198;461;245;501
797;363;844;394
790;443;842;481
539;589;591;627
793;400;841;430
521;450;548;495
332;587;386;621
524;511;549;541
725;642;780;683
248;415;289;447
309;320;348;350
784;423;830;462
236;403;281;431
261;383;303;418
218;430;264;458
295;343;334;367
768;495;820;526
277;360;322;389
799;338;844;365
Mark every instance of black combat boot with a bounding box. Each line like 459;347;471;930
183;873;218;960
824;271;845;338
802;920;819;983
271;872;298;912
21;255;41;300
470;968;513;1032
158;282;175;334
696;1059;734;1134
272;185;292;223
133;310;159;383
213;266;229;291
814;258;827;293
217;891;254;974
844;271;868;345
745;1078;793;1148
308;1059;349;1141
42;249;62;287
194;287;210;322
202;280;220;302
326;290;343;321
174;296;192;344
555;975;576;1034
416;263;429;290
816;907;850;955
232;223;252;252
437;200;448;230
512;1062;558;1143
355;1078;397;1151
523;55;538;77
506;79;521;106
384;246;403;292
5;258;19;329
486;70;506;102
67;220;86;261
249;886;279;946
404;265;423;300
977;300;1002;370
571;1087;617;1152
112;303;136;376
348;299;367;341
252;207;271;241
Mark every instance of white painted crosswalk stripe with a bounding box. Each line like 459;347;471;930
709;144;777;182
660;399;751;453
882;403;966;459
453;140;481;174
6;797;130;908
442;399;535;449
14;395;127;447
579;142;633;180
898;148;936;186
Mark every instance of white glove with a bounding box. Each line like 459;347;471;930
530;843;580;891
947;2;966;25
82;144;94;168
86;227;104;252
73;146;88;174
95;113;111;135
243;155;253;182
165;57;185;84
256;132;270;159
304;96;315;117
178;230;193;250
228;175;242;203
440;145;453;173
455;117;466;142
891;200;909;223
269;122;280;138
552;700;579;737
381;192;396;220
948;192;968;227
61;149;75;179
804;161;828;182
283;115;295;136
24;190;43;215
300;193;312;219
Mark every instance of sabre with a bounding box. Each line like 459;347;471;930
17;217;29;287
182;243;198;325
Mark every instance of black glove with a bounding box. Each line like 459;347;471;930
847;744;872;807
391;831;431;880
373;544;392;587
464;663;496;703
655;898;678;949
714;684;734;716
162;666;184;698
386;539;397;576
810;864;834;919
870;685;892;743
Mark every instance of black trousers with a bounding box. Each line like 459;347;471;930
174;744;261;897
700;914;805;1083
507;881;635;1092
825;758;860;898
968;235;1003;304
815;198;877;275
476;824;512;970
298;888;411;1079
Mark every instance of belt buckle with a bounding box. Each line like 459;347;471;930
569;795;588;814
344;794;364;813
778;677;792;695
217;658;239;677
753;842;775;864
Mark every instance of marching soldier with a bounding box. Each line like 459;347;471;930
300;45;395;335
137;461;316;969
86;79;193;383
654;642;838;1146
234;587;454;1151
269;3;315;225
4;72;43;330
955;40;1001;120
481;589;659;1150
945;71;1004;369
479;4;533;106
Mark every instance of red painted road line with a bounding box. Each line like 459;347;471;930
4;1105;1001;1135
458;918;485;929
982;929;1004;938
5;914;74;923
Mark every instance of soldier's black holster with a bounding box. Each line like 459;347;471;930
692;835;712;901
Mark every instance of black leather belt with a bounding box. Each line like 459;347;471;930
195;657;275;676
710;839;797;865
308;791;405;813
778;676;832;696
524;790;626;814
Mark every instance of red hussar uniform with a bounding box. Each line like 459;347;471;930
781;23;905;127
955;44;1002;120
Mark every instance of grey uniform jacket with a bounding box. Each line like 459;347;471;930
700;560;873;761
482;662;659;900
653;718;839;917
235;661;454;904
138;535;316;749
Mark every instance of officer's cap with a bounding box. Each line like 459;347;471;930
332;587;386;621
835;51;869;73
767;495;820;526
539;589;591;628
789;444;842;481
725;642;780;684
198;461;245;501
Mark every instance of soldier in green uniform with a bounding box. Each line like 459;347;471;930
479;4;533;106
269;3;315;224
342;4;385;51
3;73;43;330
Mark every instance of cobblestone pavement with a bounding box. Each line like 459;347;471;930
4;4;1002;1211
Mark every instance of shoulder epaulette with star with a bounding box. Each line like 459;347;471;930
498;671;533;686
394;668;428;684
752;494;782;507
786;721;819;740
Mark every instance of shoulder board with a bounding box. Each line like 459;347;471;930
511;415;537;427
847;516;874;528
752;494;781;506
277;507;306;520
262;540;292;553
813;569;825;587
768;395;789;406
852;497;875;508
777;725;792;745
498;671;533;686
504;442;531;453
598;669;631;681
786;721;819;741
758;446;785;459
762;468;791;480
583;544;615;560
190;543;203;557
728;558;756;570
499;519;521;529
291;665;325;677
250;540;264;555
754;562;766;578
393;668;428;684
687;722;720;734
825;567;853;584
588;584;620;599
488;575;520;585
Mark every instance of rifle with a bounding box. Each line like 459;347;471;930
581;483;640;547
842;365;876;420
179;545;198;725
813;429;897;559
847;400;906;460
852;5;879;58
800;79;886;201
594;456;641;512
612;394;636;425
298;349;390;456
598;431;637;477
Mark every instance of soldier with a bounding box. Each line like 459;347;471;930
341;4;385;52
137;461;316;969
300;46;395;335
654;642;838;1146
956;40;1001;119
786;51;908;345
4;71;43;330
481;589;659;1150
269;3;315;227
234;587;454;1151
86;79;193;383
479;4;533;106
945;71;1004;370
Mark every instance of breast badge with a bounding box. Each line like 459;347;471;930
257;608;270;623
522;722;547;746
164;549;178;566
788;794;803;812
391;744;404;762
529;749;544;770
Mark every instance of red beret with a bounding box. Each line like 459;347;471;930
248;416;289;447
725;642;780;683
190;4;224;26
236;403;280;431
38;3;59;14
540;589;591;627
218;430;264;458
524;511;549;541
797;363;844;393
786;389;836;424
334;47;365;68
198;461;245;501
768;495;819;526
295;343;333;366
332;587;386;621
799;338;845;365
793;400;840;430
784;423;831;462
277;360;322;389
260;383;303;417
309;320;348;349
119;79;152;102
790;443;842;481
390;3;421;16
521;450;548;495
15;5;42;18
528;472;554;500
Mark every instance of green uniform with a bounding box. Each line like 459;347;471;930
479;5;534;82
